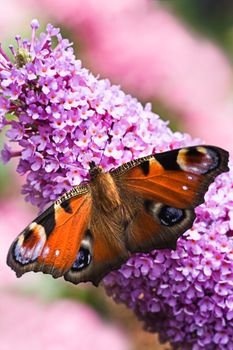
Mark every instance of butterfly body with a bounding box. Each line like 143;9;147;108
90;169;122;211
7;145;229;286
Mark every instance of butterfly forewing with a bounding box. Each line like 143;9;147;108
7;190;92;279
113;146;228;208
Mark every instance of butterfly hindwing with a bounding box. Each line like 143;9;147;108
125;201;196;252
64;223;129;286
65;201;130;286
112;145;229;253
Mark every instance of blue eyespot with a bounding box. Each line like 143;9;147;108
71;247;92;271
159;206;184;226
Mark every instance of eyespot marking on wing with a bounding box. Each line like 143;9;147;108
177;146;220;175
159;206;185;226
71;247;92;272
144;200;185;227
13;223;46;266
70;229;93;272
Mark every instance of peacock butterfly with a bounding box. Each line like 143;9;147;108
7;145;229;286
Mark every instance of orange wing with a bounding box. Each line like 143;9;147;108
64;222;129;286
7;186;129;286
7;187;92;280
112;145;229;252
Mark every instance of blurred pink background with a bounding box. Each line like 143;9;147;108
1;0;233;349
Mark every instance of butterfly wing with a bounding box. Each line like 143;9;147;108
7;187;92;279
112;145;229;252
7;185;129;286
64;221;129;286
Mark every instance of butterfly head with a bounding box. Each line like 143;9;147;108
89;161;103;180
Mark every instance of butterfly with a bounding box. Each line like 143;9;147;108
7;145;229;286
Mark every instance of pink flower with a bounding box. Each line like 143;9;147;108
28;0;233;155
0;293;129;350
1;20;232;350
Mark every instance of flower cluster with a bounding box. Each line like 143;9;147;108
104;167;233;350
1;20;233;350
0;19;194;210
28;0;233;154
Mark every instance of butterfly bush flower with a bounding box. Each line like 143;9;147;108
1;20;233;349
27;0;233;154
0;19;195;210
